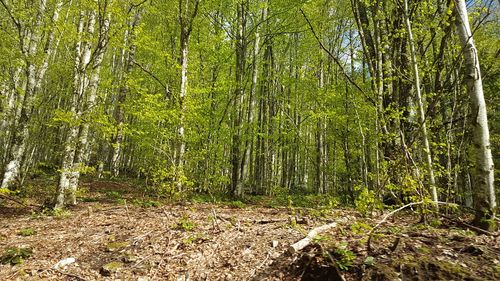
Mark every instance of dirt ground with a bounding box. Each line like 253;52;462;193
1;180;499;280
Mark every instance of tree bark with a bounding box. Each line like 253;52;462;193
1;0;61;189
454;0;496;224
403;0;438;206
175;0;200;190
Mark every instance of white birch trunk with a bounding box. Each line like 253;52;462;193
56;10;108;207
175;0;199;190
55;12;89;208
455;0;496;220
1;1;54;189
67;13;110;204
240;5;264;191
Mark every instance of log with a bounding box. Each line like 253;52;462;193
288;222;337;253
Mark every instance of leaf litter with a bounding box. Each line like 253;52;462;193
0;181;499;280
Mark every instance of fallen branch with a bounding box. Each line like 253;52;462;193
288;222;337;254
367;201;424;253
52;268;88;281
215;215;295;225
0;194;43;210
365;200;488;253
440;214;498;237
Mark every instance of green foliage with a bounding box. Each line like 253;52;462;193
175;215;196;231
105;191;123;200
132;199;161;208
182;234;204;245
1;247;33;265
429;219;442;228
17;228;36;237
350;221;372;235
148;167;193;200
355;186;383;215
226;200;246;209
332;242;356;271
32;208;72;219
0;188;11;195
363;256;375;266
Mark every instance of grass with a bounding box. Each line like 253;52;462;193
17;228;36;237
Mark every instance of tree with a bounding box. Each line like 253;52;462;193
1;0;64;189
175;0;200;190
455;0;496;227
55;1;111;208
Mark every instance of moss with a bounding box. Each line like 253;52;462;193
100;261;124;276
399;256;474;280
106;241;129;252
416;246;432;254
362;263;399;281
121;253;138;263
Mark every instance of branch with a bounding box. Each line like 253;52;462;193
367;201;424;253
0;0;21;29
299;9;375;106
0;194;43;210
289;222;337;253
132;59;168;91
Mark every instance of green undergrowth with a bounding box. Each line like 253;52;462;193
189;193;340;209
1;247;32;265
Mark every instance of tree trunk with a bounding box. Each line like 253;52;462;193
403;0;438;206
231;2;246;197
175;0;199;190
454;0;496;225
111;11;141;177
1;0;62;189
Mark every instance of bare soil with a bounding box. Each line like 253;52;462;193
0;180;499;280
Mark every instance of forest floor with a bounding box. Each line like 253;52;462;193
0;180;499;280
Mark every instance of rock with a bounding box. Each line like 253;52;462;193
272;240;279;248
100;261;124;276
53;257;76;269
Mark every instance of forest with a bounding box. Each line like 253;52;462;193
0;0;498;280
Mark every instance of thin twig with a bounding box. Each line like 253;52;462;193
0;194;43;210
53;268;89;281
367;201;424;253
299;9;375;106
124;199;131;220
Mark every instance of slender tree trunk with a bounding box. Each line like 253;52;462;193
240;8;262;189
56;10;110;208
403;0;438;206
175;0;199;190
232;2;246;197
56;11;94;208
111;11;141;177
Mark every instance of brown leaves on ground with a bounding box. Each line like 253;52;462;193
1;203;303;280
0;181;499;280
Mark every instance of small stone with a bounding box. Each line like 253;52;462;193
271;240;279;248
100;261;124;276
53;257;76;269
